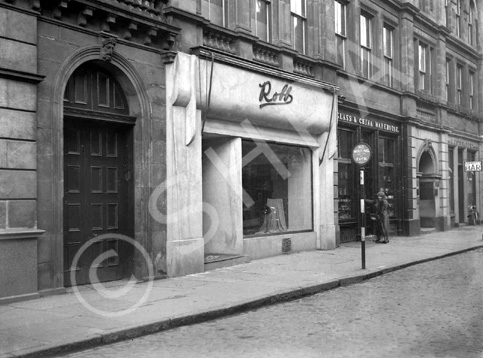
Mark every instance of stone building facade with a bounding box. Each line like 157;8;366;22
0;0;482;303
333;0;483;241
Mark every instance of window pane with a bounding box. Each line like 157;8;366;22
336;35;345;68
335;1;346;36
293;16;305;53
291;0;305;16
242;141;313;235
360;15;367;47
256;0;270;42
203;0;224;26
383;26;392;58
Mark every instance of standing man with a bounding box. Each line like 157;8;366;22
375;191;389;244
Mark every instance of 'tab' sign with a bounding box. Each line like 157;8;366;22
465;161;482;172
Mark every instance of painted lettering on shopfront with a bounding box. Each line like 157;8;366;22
337;112;400;133
259;81;293;108
448;138;477;149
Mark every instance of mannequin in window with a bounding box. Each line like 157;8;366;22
258;198;287;233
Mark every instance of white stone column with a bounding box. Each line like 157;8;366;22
164;53;204;276
317;94;337;250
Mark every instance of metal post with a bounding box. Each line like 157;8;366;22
360;168;366;269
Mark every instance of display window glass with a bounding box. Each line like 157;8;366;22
242;140;313;236
337;129;356;222
378;136;396;217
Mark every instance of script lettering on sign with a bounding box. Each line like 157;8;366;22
259;81;293;108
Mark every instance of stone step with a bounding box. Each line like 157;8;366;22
420;227;437;235
204;253;250;271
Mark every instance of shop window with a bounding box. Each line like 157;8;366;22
335;0;347;69
291;0;307;54
383;24;394;87
202;0;228;27
467;151;477;207
255;0;271;42
337;129;356;222
378;136;396;217
360;12;373;78
242;140;312;236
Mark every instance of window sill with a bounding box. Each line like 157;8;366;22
0;229;45;241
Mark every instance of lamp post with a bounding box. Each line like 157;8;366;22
351;143;372;270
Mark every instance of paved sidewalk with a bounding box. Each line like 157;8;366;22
1;226;483;358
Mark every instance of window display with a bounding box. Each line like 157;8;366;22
242;140;312;236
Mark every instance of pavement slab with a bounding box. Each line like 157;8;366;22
1;225;483;357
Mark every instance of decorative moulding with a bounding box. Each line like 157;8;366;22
0;229;45;241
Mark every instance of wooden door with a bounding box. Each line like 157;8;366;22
63;119;132;286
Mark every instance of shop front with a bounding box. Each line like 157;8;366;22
336;110;402;243
165;52;338;272
447;137;480;227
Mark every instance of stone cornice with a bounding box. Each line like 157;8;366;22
0;67;45;84
192;46;338;93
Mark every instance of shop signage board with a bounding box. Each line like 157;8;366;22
351;143;372;166
465;161;482;172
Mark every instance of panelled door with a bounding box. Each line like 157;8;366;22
64;119;132;286
63;63;134;287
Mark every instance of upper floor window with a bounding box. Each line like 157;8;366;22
469;71;475;110
255;0;271;42
456;0;461;37
383;24;394;87
335;0;347;69
445;0;449;27
446;59;451;102
291;0;307;54
456;65;463;105
416;41;433;93
469;1;476;45
202;0;228;27
418;44;426;91
360;13;373;78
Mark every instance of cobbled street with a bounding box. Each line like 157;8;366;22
60;249;483;358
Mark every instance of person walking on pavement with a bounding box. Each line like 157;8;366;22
375;190;389;244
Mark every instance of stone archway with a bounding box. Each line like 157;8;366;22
417;141;440;229
46;46;153;288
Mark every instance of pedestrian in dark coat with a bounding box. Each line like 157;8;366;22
375;191;389;243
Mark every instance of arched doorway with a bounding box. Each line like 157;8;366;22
418;145;440;229
63;62;135;286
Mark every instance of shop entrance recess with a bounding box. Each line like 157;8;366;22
337;127;401;243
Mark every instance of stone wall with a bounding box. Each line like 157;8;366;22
0;5;43;300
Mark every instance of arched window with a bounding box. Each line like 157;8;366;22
64;63;129;117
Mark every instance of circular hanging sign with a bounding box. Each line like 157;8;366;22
351;143;372;166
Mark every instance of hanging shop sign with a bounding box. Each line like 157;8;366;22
337;112;400;133
465;161;482;172
352;142;372;166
